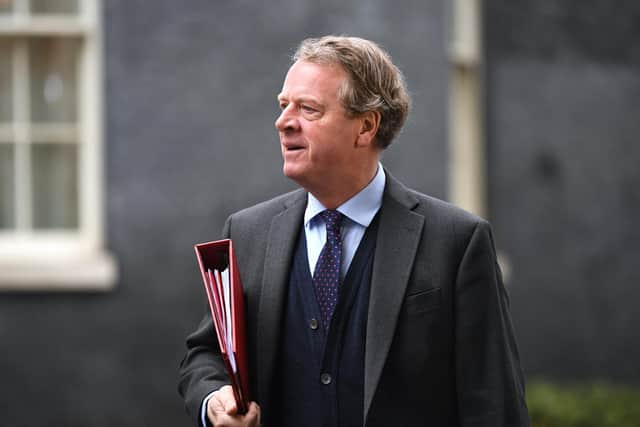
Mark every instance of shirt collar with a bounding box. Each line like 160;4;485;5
304;164;386;227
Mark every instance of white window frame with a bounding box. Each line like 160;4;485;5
448;0;512;282
448;0;486;218
0;0;117;290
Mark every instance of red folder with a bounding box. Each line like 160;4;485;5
194;239;250;414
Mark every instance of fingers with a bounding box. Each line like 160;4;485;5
246;402;261;427
207;385;236;424
217;385;238;415
207;386;261;427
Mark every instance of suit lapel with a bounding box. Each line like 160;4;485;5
256;191;306;403
364;173;425;420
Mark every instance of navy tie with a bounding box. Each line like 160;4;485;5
313;210;343;331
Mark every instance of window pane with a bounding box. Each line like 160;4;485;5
0;0;14;14
30;0;78;14
0;144;14;229
30;38;79;124
0;40;11;123
31;143;78;229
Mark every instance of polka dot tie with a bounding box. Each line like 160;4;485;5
313;210;343;331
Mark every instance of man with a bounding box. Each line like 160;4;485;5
179;35;529;427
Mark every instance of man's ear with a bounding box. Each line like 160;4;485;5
356;110;381;148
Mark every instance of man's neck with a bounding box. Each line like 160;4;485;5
308;162;379;210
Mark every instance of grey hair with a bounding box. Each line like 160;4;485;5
293;35;411;149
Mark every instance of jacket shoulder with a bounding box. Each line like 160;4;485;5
227;188;305;230
384;169;485;231
399;187;490;248
410;189;485;227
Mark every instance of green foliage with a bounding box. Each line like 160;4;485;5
527;380;640;427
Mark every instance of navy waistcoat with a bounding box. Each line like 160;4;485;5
268;216;379;427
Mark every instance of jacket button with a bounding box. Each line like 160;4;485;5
320;373;332;385
309;318;319;330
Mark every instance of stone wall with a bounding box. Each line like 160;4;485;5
485;0;640;383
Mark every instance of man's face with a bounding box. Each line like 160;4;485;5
275;60;363;193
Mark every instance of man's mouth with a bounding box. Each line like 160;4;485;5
284;143;305;151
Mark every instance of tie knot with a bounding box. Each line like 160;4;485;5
320;210;342;232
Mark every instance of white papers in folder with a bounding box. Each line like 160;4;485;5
207;267;237;375
206;267;238;376
220;267;237;374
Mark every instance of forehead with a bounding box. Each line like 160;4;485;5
278;60;347;102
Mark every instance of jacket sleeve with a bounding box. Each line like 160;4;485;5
454;220;530;426
178;217;233;426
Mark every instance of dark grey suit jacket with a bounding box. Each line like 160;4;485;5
179;172;529;426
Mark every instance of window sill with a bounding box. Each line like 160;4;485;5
0;250;118;291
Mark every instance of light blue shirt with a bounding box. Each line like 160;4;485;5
200;165;386;426
304;164;386;279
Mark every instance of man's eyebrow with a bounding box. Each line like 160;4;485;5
277;94;323;106
298;96;321;104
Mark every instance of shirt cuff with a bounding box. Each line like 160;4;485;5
200;391;217;427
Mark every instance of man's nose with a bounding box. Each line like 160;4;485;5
275;106;298;131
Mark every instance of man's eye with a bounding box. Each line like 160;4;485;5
301;105;316;113
279;103;288;110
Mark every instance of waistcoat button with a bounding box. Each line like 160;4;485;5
309;318;319;330
320;373;332;385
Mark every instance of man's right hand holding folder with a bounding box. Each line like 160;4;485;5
206;386;261;427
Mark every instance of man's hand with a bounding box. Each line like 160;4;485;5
207;385;261;427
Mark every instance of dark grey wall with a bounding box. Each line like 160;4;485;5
0;2;449;425
485;0;640;383
5;1;636;425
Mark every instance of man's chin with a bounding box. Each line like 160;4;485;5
283;165;300;181
282;164;309;187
